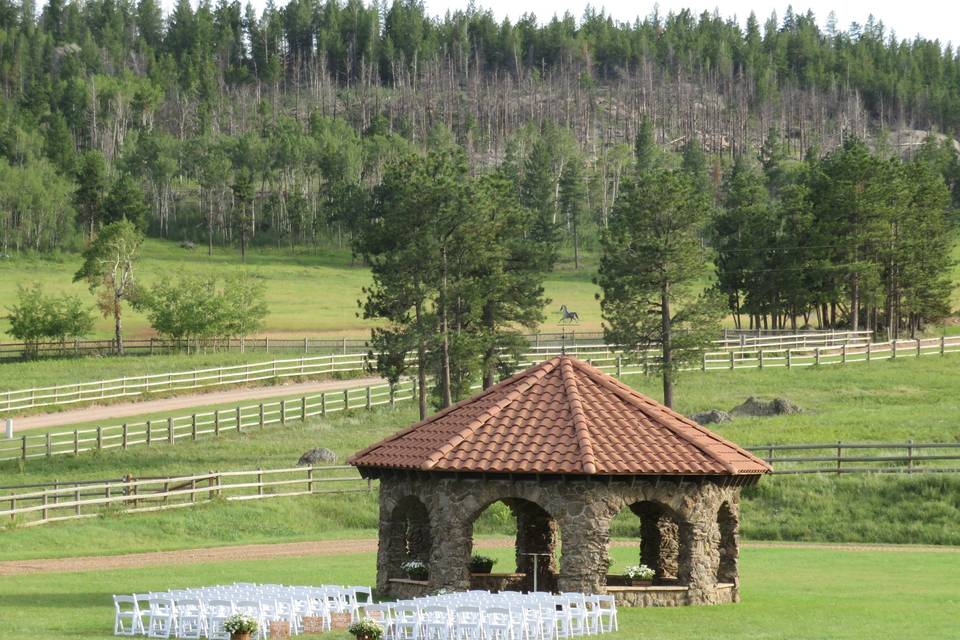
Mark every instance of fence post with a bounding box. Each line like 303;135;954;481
208;471;216;501
21;435;27;460
941;336;946;356
617;355;623;377
122;424;128;450
214;411;220;437
74;488;80;516
700;353;705;372
236;406;242;433
815;347;821;366
46;432;52;458
344;388;349;410
302;396;307;421
916;339;922;358
841;344;846;364
304;337;309;354
907;439;914;473
866;341;872;363
389;386;395;406
257;467;264;496
321;393;326;416
729;351;735;370
4;418;11;440
366;386;372;409
168;417;175;444
73;430;79;456
96;427;102;452
41;493;48;521
191;414;197;441
307;467;314;493
146;420;153;446
9;497;14;521
259;403;264;429
786;349;792;369
892;339;897;359
266;336;270;353
836;441;842;475
758;349;764;369
342;337;347;355
280;400;286;424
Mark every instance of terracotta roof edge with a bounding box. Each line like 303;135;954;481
560;357;598;474
572;359;750;474
423;359;559;469
349;360;557;466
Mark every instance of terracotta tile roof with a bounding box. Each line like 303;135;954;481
349;356;771;476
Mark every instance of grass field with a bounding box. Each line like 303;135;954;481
0;240;605;341
2;546;958;640
2;355;959;557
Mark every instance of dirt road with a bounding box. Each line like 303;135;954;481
11;377;386;433
1;539;955;577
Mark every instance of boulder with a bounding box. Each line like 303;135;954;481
297;447;338;465
730;397;802;417
180;240;196;250
690;409;732;425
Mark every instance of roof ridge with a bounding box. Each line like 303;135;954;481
560;356;598;474
347;358;559;465
422;359;560;469
569;359;744;474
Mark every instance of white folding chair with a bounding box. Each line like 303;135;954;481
364;603;395;640
560;593;587;636
593;595;618;633
480;606;514;640
205;599;235;640
174;597;206;639
421;605;452;640
393;604;422;640
349;585;374;620
146;596;177;639
452;605;483;640
113;596;141;636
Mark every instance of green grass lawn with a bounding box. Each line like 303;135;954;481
1;546;957;640
2;354;960;557
0;240;607;341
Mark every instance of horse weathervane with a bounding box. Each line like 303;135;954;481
559;305;579;324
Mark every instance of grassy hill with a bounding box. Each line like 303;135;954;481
0;240;605;341
3;356;959;560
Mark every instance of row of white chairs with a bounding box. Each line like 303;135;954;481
113;583;372;638
362;591;618;640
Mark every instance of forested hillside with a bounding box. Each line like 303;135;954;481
0;1;958;353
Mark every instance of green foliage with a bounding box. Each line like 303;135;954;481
103;174;150;231
5;284;94;355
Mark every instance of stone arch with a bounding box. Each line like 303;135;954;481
716;501;738;583
621;500;688;584
383;495;433;579
469;496;560;592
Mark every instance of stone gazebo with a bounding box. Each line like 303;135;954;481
349;356;770;607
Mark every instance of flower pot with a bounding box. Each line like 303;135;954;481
630;580;653;587
406;572;428;581
230;634;252;640
471;566;494;575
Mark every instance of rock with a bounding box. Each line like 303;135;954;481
730;397;802;417
180;240;196;250
690;409;732;425
297;447;337;465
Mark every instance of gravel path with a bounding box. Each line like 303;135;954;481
10;377;385;433
1;539;955;577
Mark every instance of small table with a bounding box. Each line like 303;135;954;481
521;552;553;592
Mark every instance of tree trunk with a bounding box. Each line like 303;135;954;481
439;246;453;408
850;271;860;331
114;293;124;355
482;301;496;389
660;282;673;409
415;300;427;421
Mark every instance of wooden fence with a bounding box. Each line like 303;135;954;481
0;332;884;415
749;442;960;475
3;440;958;527
0;465;368;527
0;379;416;462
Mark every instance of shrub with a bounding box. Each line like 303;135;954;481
348;618;384;639
223;613;258;635
624;564;655;581
469;554;497;573
401;559;428;580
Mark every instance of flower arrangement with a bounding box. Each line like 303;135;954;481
469;554;498;574
624;564;656;582
401;559;428;580
223;613;258;639
348;617;384;640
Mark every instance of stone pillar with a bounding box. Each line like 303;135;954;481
632;503;679;580
681;516;723;605
510;500;559;592
558;508;612;595
717;501;739;585
427;501;473;593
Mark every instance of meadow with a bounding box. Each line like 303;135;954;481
1;546;957;640
0;240;605;340
3;355;960;559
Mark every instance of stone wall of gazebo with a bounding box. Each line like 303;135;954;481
374;471;747;607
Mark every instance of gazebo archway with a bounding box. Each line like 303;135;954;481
352;356;770;606
469;497;560;592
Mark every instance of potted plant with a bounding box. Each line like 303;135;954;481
224;613;258;640
624;564;656;587
348;618;384;640
401;559;428;581
469;554;497;574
